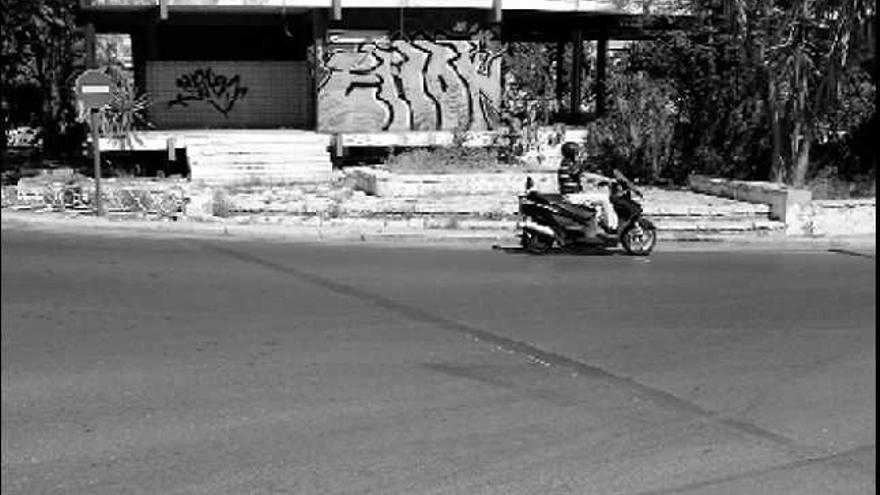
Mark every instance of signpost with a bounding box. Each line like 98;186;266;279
75;69;113;216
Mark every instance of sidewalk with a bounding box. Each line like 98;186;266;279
2;209;874;255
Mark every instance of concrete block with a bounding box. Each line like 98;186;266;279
184;186;215;218
2;186;18;207
688;175;812;224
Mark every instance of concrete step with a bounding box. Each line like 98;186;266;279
339;195;774;219
252;215;785;238
190;164;332;173
190;151;331;160
215;214;786;244
188;156;331;165
185;140;331;149
188;140;334;185
189;158;333;167
219;188;784;234
650;218;785;232
179;130;331;142
340;212;783;232
194;173;337;186
100;130;332;152
189;163;332;174
189;143;330;154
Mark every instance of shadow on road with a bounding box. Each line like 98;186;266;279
492;245;621;256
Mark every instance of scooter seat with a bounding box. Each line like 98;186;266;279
527;191;596;220
556;201;596;220
526;191;564;203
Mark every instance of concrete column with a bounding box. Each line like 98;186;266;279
309;10;327;131
596;37;608;117
144;22;159;60
84;23;97;68
491;0;503;23
130;29;147;93
555;40;565;113
569;30;583;124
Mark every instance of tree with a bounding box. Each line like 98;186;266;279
761;0;875;186
628;24;773;181
698;0;875;186
625;0;875;185
2;0;82;162
583;72;679;182
502;42;560;125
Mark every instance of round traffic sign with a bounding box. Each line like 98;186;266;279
75;69;114;109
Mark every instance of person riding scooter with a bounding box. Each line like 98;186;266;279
520;152;657;255
557;142;618;237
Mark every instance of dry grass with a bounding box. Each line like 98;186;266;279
383;148;511;174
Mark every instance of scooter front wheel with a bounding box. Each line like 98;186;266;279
620;220;657;256
522;230;553;254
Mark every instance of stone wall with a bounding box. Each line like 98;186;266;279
689;174;875;236
688;174;812;226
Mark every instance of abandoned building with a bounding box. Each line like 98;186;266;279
78;0;687;183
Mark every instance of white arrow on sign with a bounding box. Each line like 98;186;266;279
75;69;114;108
81;85;111;94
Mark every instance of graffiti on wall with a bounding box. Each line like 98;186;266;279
168;67;248;117
317;32;503;133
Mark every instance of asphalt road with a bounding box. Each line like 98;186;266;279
2;227;875;494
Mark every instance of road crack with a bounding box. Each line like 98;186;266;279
631;444;876;495
199;240;831;460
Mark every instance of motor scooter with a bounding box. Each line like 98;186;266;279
517;169;657;255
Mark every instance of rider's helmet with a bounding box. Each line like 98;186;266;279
560;141;580;160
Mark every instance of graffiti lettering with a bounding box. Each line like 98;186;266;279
318;32;502;133
168;68;248;117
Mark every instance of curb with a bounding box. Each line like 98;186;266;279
2;209;875;253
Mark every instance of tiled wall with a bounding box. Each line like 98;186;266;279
146;61;310;129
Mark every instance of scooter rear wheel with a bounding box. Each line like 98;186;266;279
522;230;553;254
621;221;657;256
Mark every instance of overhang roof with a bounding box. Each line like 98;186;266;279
80;0;693;40
81;0;688;15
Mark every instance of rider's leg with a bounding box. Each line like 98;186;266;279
565;191;617;236
579;188;617;232
602;197;618;231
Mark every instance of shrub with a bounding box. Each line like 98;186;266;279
582;72;678;183
807;167;876;199
98;64;152;150
212;190;235;217
5;126;42;148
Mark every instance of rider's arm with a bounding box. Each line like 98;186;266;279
612;169;637;188
612;169;643;197
581;171;613;187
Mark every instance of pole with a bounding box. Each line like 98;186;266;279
90;109;103;216
569;30;583;124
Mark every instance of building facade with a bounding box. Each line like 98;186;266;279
80;0;687;135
